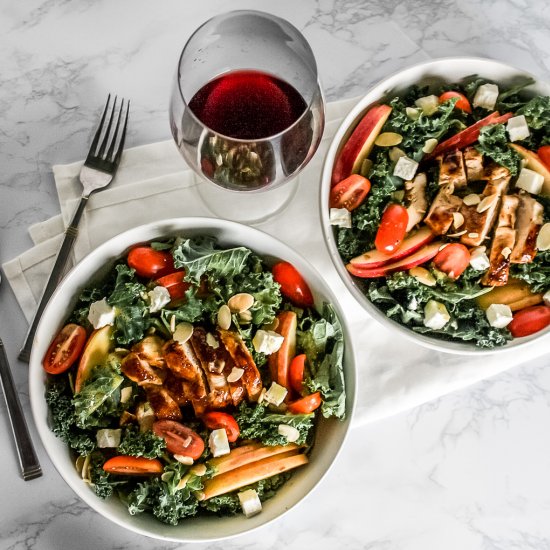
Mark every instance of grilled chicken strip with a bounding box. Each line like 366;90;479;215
121;352;164;386
510;193;544;264
143;384;183;421
218;329;263;401
132;335;166;368
463;147;485;181
404;173;428;232
424;185;463;235
482;195;519;286
460;163;511;247
438;150;467;188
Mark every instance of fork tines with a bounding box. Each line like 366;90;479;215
86;94;129;170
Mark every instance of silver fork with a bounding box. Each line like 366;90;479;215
19;95;129;362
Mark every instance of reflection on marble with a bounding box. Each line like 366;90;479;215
1;0;550;548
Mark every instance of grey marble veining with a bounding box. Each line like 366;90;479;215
1;0;550;548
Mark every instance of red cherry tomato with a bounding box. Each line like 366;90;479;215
433;243;470;279
508;305;550;338
155;271;190;301
438;91;472;113
202;412;240;443
152;420;205;459
272;261;314;308
374;204;409;254
287;392;322;414
538;145;550;171
43;324;87;375
329;174;371;211
127;247;175;279
289;354;306;395
103;456;163;475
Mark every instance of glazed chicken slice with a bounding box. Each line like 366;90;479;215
424;184;463;235
510;193;544;264
482;195;519;286
217;329;263;401
163;371;191;407
463;147;485;181
143;384;183;421
132;335;166;368
404;173;428;232
121;352;164;386
438;150;467;188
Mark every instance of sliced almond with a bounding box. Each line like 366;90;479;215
501;247;512;259
360;158;373;177
374;132;403;147
389;147;406;162
170;314;176;333
206;333;219;349
217;304;232;330
468;232;480;239
463;194;481;206
476;193;498;213
228;293;255;313
452;212;465;229
239;310;253;323
422;138;438;154
406;107;420;120
227;367;245;383
173;322;193;344
447;230;468;237
536;223;550;250
409;266;436;286
173;454;194;465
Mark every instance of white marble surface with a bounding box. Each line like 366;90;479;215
1;1;550;548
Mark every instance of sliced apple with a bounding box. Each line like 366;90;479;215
74;325;113;393
509;143;550;196
268;310;297;390
346;241;441;278
350;226;435;269
476;278;542;311
331;104;392;186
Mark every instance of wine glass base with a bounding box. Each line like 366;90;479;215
194;176;300;225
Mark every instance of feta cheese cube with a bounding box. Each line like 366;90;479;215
96;429;122;448
506;114;530;142
485;303;513;328
87;298;116;329
238;489;262;518
536;223;550;251
278;424;300;442
515;167;544;195
329;207;352;228
473;83;499;110
264;382;288;406
423;300;450;330
252;329;284;355
209;428;230;458
393;155;419;180
414;95;439;115
120;386;133;404
469;246;491;271
148;285;171;313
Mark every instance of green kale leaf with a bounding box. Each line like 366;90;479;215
476;124;521;175
511;249;550;293
118;425;166;458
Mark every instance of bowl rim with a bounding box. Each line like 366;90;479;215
320;56;550;355
29;216;357;542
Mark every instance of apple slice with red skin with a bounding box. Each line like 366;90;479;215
346;241;442;278
75;325;113;393
425;112;513;160
350;226;435;269
509;143;550;196
331;104;392;186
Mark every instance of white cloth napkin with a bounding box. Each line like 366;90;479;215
4;97;550;427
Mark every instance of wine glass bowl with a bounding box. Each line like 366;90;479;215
170;10;324;197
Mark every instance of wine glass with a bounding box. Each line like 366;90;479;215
169;10;325;224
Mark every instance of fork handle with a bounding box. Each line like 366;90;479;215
19;196;89;363
0;340;42;480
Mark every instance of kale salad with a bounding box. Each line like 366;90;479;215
43;235;346;524
328;77;550;348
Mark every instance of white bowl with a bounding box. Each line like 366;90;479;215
321;57;550;355
29;217;356;542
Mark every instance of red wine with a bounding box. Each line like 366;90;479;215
188;70;307;139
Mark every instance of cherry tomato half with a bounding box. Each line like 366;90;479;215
272;261;314;308
538;145;550;171
152;420;205;459
202;412;240;443
103;456;163;475
329;174;371;211
43;324;87;375
289;354;306;395
127;246;175;279
508;305;550;338
433;243;470;279
155;271;190;301
439;91;472;113
287;392;322;415
374;204;409;254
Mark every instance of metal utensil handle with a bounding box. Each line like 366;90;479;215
0;340;42;480
19;196;89;363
